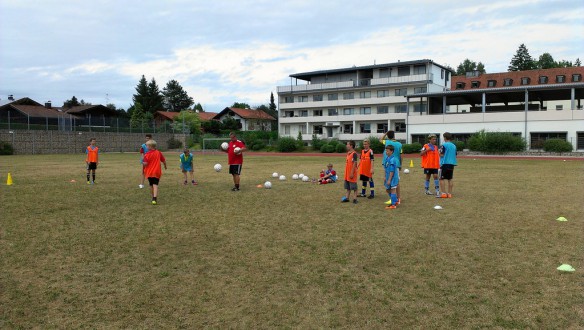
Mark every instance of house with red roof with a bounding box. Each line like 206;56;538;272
214;107;276;131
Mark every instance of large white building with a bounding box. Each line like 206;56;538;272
278;61;584;151
277;60;452;143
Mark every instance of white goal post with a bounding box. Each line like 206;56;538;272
202;137;229;154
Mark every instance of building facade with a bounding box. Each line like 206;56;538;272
277;60;452;142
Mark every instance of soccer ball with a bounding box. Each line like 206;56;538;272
272;172;279;178
279;175;286;181
264;181;272;189
221;142;228;150
302;176;310;182
298;173;305;179
213;164;222;172
403;169;410;174
234;147;241;154
292;174;299;180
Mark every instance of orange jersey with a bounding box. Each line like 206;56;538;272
143;150;166;179
85;146;99;163
421;143;440;169
344;151;358;183
359;149;374;177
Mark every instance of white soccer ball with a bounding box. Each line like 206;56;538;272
298;173;305;179
264;181;272;189
272;172;279;178
221;142;228;150
302;176;310;182
234;147;241;154
213;164;222;172
292;174;299;180
403;169;410;174
279;175;286;181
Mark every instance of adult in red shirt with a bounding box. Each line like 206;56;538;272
223;132;246;191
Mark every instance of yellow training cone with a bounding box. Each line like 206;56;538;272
7;172;13;185
409;159;414;168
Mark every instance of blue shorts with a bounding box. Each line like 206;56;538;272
181;164;193;172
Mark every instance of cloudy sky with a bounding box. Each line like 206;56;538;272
0;0;582;112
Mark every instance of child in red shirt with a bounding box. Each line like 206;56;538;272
142;140;167;205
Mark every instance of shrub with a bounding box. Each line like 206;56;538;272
467;130;487;151
359;136;385;154
452;140;465;151
543;139;572;152
468;130;525;153
167;137;183;150
402;143;423;154
320;144;335;153
277;137;297;152
335;143;347;153
251;141;266;151
311;134;324;151
0;141;14;155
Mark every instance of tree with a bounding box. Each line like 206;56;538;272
162;79;194;112
231;102;250;109
537;53;556;69
201;120;221;134
132;75;163;114
222;116;241;130
171;111;201;134
130;102;146;128
193;103;204;112
455;59;486;76
63;96;80;108
556;60;573;68
508;44;536;71
575;58;581;66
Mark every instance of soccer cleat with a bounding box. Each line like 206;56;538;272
87;181;91;184
231;187;239;191
357;193;367;198
384;200;393;205
425;190;433;195
184;180;188;185
341;197;349;203
151;200;157;205
385;205;397;209
367;195;375;199
91;181;94;185
353;199;358;204
139;184;144;189
396;198;401;205
192;181;198;185
440;193;449;198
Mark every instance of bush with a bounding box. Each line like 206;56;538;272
250;141;266;151
0;141;14;155
335;143;347;153
543;139;572;152
468;130;526;153
359;136;385;154
402;143;423;154
453;140;465;151
320;144;335;153
167;137;183;150
311;134;324;151
277;137;297;152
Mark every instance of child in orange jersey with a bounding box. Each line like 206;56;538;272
141;140;167;205
357;139;375;198
341;140;359;204
420;134;440;196
85;138;99;184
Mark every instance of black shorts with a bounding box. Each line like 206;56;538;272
359;174;372;181
147;177;160;186
87;162;97;170
229;164;242;175
424;168;438;175
440;164;455;180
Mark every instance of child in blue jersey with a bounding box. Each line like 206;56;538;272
318;163;338;184
139;134;152;189
383;144;400;209
438;132;457;198
180;148;197;185
380;130;403;202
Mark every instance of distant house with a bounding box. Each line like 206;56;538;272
214;107;276;131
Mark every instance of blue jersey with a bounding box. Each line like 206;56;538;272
180;153;193;171
439;141;457;166
383;139;402;168
140;143;150;164
325;169;338;182
383;155;400;189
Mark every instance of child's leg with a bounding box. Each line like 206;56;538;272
86;167;91;182
190;170;195;182
390;188;397;205
424;173;430;191
152;184;158;199
448;179;453;195
361;180;367;195
369;178;375;196
433;173;440;192
92;169;96;182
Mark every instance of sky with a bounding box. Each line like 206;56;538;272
0;0;582;112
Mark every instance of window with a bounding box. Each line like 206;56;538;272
343;108;354;115
360;123;371;134
521;77;530;85
328;93;338;101
377;106;389;114
313;110;323;116
299;125;307;134
359;107;371;115
471;81;480;88
573;74;582;82
313;94;323;102
284;125;290;135
487;80;497;87
313;125;323;134
377;123;388;133
503;78;513;86
414;87;427;93
539;76;548;84
377;90;389;97
360;91;371;98
395;122;406;132
578;132;584;150
556;75;565;83
413;65;426;74
299;110;308;117
379;68;390;78
414;103;427;113
284;96;294;103
398;66;410;76
284;111;294;117
298;95;308;102
455;82;466;89
328;108;338;116
556;105;563;110
441;69;445;79
343;92;354;100
395;88;407;96
530;132;567;149
343;124;353;134
395;104;407;113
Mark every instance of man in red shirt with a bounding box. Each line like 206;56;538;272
223;132;246;191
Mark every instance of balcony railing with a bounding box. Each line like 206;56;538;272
277;73;432;93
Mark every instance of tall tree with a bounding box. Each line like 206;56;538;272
132;75;163;114
537;53;556;69
556;60;573;68
455;59;486;76
171;110;201;134
193;103;204;112
63;96;80;108
162;79;194;112
231;102;251;109
508;44;536;71
575;58;582;66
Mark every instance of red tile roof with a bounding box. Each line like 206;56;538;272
220;107;276;120
5;104;65;118
452;67;584;90
198;112;218;121
154;111;218;121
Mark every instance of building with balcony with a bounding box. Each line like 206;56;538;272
406;67;584;150
277;59;452;143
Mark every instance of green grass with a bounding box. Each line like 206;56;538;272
0;153;583;328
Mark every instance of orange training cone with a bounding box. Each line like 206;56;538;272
409;159;414;168
7;172;13;185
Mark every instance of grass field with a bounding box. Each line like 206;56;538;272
0;152;583;328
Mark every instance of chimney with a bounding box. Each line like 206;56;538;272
45;101;52;109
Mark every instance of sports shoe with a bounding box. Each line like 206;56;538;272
183;180;188;185
87;181;91;184
231;187;239;191
440;193;449;198
139;184;144;189
192;181;198;185
367;195;375;199
384;200;393;205
447;193;453;198
385;205;397;209
90;181;94;185
341;197;349;203
397;198;401;205
353;199;358;204
425;190;433;195
151;200;157;205
357;193;367;198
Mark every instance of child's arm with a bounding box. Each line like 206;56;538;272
387;171;394;185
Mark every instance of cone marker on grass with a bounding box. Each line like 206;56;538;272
7;173;13;185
